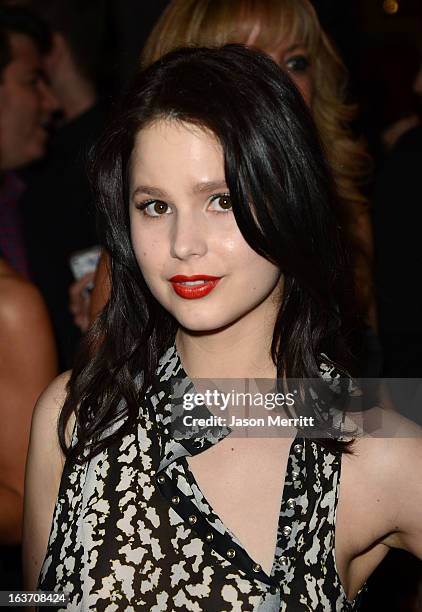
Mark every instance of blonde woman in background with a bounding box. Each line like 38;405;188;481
85;0;374;336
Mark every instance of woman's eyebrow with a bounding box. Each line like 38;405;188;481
131;180;228;200
191;180;228;194
131;185;169;199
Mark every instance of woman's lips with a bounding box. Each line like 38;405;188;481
169;275;221;299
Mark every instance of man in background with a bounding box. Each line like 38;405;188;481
0;4;56;276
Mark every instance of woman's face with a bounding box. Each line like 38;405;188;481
267;42;314;107
129;119;282;333
247;30;314;107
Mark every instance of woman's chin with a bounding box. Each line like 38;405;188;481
174;312;235;335
176;320;226;334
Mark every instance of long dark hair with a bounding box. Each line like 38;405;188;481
60;44;355;462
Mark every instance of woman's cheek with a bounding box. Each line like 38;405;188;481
290;74;314;107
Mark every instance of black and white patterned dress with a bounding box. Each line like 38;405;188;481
38;345;366;611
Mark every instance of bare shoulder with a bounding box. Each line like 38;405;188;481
34;370;71;413
347;408;422;475
343;406;422;490
23;371;75;590
0;273;42;305
30;371;75;454
341;410;422;556
335;411;422;600
0;275;51;330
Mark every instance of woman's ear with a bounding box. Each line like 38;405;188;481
43;32;67;79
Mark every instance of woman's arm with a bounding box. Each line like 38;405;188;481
68;249;111;332
355;410;422;558
22;372;72;590
0;275;58;544
381;435;422;558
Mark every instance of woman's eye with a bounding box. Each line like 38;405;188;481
285;55;310;74
209;194;232;212
138;200;171;217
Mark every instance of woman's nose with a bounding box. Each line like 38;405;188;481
170;212;208;260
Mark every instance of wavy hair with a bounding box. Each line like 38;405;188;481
143;0;372;319
60;45;355;462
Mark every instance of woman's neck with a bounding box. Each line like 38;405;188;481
176;298;278;379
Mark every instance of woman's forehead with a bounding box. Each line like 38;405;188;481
133;120;221;154
130;120;224;186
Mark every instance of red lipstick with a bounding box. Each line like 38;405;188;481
169;275;221;299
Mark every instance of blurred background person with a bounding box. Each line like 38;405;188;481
20;0;108;369
0;4;56;277
0;248;57;588
0;4;58;589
